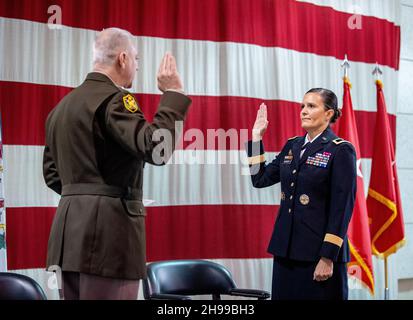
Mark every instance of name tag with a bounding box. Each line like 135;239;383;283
283;155;293;164
283;149;293;164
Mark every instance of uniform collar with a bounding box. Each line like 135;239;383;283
85;72;122;89
304;127;336;145
304;131;323;145
319;127;337;143
292;127;337;167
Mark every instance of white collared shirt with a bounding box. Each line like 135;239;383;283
300;132;323;158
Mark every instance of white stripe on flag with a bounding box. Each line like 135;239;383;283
3;145;372;208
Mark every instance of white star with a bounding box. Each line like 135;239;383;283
357;159;363;178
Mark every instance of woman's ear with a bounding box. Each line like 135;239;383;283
326;109;334;122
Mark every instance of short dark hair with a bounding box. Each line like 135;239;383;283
305;88;342;123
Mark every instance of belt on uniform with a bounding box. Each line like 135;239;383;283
61;183;142;200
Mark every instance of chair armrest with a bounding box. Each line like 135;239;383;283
229;288;270;300
148;293;192;300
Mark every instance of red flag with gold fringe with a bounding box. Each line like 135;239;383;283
366;80;405;258
336;77;375;294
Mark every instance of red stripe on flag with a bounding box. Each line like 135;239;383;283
6;205;277;270
0;81;71;146
0;0;400;69
146;205;276;261
6;207;56;270
0;81;396;157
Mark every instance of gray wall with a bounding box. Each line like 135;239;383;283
396;0;413;299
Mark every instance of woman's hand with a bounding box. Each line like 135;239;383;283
313;257;334;281
252;103;269;141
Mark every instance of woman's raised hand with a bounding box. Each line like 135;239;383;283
252;103;269;141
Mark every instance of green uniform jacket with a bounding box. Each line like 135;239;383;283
43;72;191;279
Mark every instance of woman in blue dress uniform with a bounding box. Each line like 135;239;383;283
246;88;356;300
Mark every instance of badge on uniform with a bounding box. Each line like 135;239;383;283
299;194;310;205
305;152;331;168
123;94;139;113
283;150;293;164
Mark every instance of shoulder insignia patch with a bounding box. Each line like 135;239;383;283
123;94;139;113
332;138;350;145
288;136;299;141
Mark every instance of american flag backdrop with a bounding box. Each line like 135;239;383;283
0;0;401;299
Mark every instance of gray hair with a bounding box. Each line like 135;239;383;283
93;27;134;66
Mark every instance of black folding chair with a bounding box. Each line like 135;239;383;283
143;259;270;300
0;272;47;300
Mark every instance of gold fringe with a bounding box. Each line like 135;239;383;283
368;188;406;259
348;240;375;295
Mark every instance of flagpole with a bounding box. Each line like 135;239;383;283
372;62;388;300
384;258;389;300
339;54;376;295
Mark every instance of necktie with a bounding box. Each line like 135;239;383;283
300;141;311;158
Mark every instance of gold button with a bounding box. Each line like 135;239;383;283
288;209;292;213
299;194;310;205
290;182;294;187
290;195;293;200
292;169;297;174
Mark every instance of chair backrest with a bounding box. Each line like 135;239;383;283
143;260;237;299
0;272;47;300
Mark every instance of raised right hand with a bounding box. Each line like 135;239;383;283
252;103;269;141
157;52;184;93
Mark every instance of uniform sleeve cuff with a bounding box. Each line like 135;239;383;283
248;154;265;165
159;91;192;117
165;88;185;95
324;233;343;247
319;233;343;262
245;140;264;157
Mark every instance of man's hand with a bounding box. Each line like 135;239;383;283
252;103;269;141
157;52;184;93
313;257;334;281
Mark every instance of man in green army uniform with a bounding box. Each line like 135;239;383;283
43;28;191;299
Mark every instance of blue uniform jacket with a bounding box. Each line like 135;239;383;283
246;127;356;262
